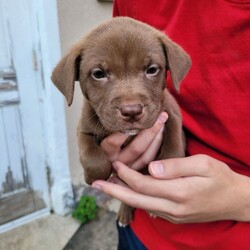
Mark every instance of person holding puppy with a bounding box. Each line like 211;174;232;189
92;0;250;249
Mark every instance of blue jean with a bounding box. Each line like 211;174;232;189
116;221;148;250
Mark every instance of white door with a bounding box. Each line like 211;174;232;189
0;0;50;226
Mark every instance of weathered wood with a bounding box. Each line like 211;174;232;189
0;106;28;195
0;189;46;225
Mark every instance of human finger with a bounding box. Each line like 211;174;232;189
91;179;176;212
148;154;219;179
118;112;168;165
101;132;129;161
130;126;164;170
108;175;128;187
113;161;187;201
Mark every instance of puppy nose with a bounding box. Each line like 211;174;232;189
119;104;143;122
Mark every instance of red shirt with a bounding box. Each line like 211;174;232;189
114;0;250;249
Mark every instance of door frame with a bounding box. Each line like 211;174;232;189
0;0;73;233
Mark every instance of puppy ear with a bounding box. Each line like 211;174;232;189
51;45;82;106
159;35;191;91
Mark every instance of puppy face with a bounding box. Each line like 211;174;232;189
52;17;191;134
80;27;167;134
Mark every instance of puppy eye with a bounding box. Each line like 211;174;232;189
146;64;159;77
91;68;106;80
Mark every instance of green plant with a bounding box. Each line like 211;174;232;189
72;196;98;224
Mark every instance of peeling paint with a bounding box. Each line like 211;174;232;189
0;75;19;107
0;80;17;91
63;191;75;210
21;157;30;189
1;162;29;194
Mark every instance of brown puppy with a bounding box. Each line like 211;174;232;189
51;17;191;224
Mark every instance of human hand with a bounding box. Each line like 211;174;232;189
92;154;250;223
101;112;168;171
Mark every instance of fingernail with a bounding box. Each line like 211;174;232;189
150;162;164;177
158;112;168;124
92;183;102;191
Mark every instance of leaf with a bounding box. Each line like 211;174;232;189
72;195;98;224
